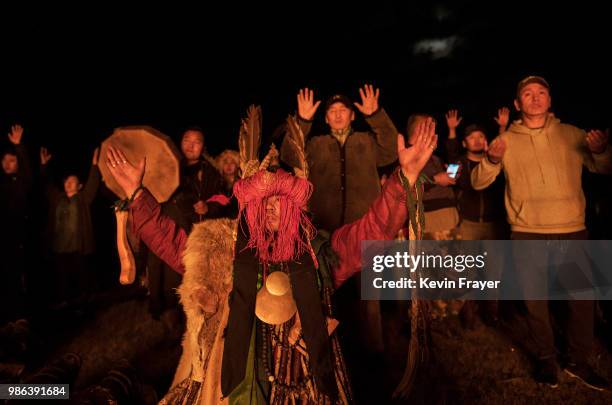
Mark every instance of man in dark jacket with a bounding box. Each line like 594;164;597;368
171;127;226;229
281;85;398;232
281;85;398;402
40;147;100;306
444;110;509;327
445;110;508;240
145;127;226;325
1;125;32;322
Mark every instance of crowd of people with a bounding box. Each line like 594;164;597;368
1;76;611;403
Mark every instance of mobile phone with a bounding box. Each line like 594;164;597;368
447;163;460;179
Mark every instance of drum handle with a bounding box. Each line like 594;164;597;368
115;209;136;285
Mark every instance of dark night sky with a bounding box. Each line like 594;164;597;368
1;1;610;178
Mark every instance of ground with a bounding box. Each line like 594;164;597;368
5;290;612;404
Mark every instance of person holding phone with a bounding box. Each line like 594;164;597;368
445;110;507;241
445;111;509;330
446;163;460;179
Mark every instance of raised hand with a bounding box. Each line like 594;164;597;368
494;107;510;132
445;110;463;130
105;146;146;197
398;117;437;185
354;84;380;116
297;88;321;121
486;137;507;164
586;129;609;154
8;124;24;145
40;147;52;165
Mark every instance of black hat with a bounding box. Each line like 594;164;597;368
324;94;354;112
463;124;487;139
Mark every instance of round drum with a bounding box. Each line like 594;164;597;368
99;126;181;202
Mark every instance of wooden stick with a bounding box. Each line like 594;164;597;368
115;209;136;285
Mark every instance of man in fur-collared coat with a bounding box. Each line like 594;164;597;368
103;118;437;404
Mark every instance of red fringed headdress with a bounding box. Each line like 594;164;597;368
233;169;316;263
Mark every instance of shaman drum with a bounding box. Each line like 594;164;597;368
99;126;181;202
99;126;181;285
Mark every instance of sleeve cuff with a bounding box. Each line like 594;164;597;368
486;155;502;165
363;107;383;119
593;144;611;157
130;188;156;212
297;115;314;124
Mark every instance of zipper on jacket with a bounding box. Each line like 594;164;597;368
337;138;347;226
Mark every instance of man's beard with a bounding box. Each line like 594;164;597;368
470;148;485;155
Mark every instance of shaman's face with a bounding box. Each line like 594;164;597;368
265;195;281;232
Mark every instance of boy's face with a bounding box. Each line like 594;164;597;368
2;153;18;174
63;175;82;195
463;131;487;153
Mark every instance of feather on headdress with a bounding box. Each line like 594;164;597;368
234;106;315;263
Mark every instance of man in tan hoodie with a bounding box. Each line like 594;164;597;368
472;76;611;390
